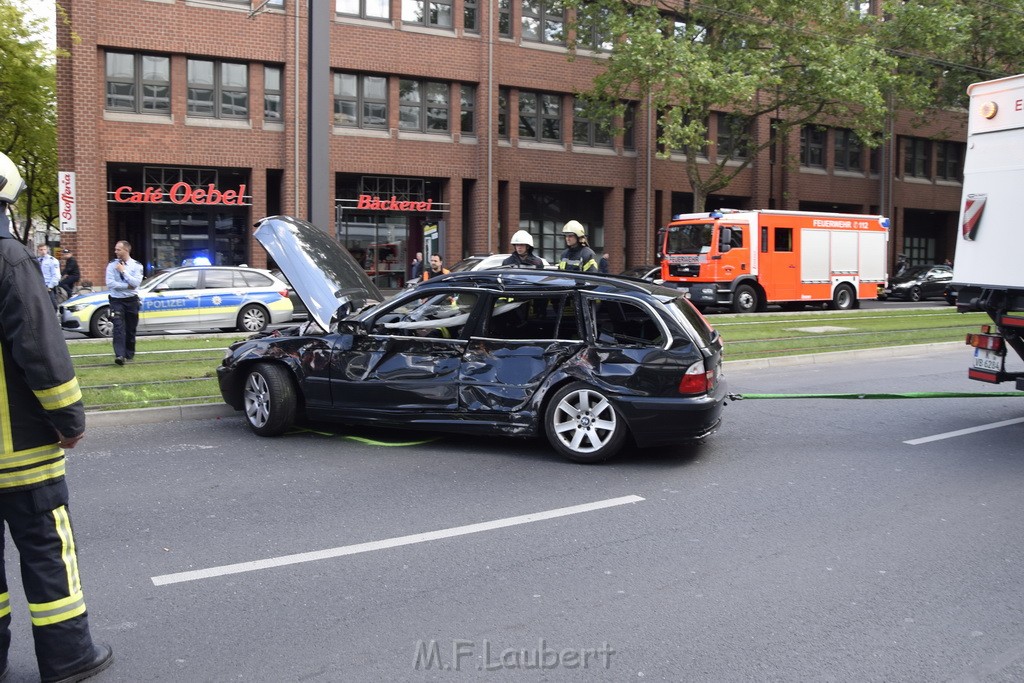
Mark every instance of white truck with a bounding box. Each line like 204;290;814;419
954;74;1024;390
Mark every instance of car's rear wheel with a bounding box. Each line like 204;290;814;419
237;304;269;333
830;283;856;310
90;306;112;338
243;363;296;436
910;286;922;302
544;382;627;463
732;284;758;314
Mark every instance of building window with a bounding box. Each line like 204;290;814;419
187;60;249;119
800;125;826;167
461;85;475;135
464;0;478;32
669;18;707;42
716;112;750;160
936;141;964;181
577;5;613;51
336;0;389;20
521;0;564;44
498;0;512;36
519;91;561;142
847;1;871;17
622;102;636;150
834;128;862;171
498;87;510;138
573;98;612;147
105;52;170;114
334;73;388;129
903;136;930;178
264;65;282;121
399;80;450;133
402;0;453;27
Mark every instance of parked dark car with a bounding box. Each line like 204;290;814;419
619;265;662;282
877;264;954;302
218;216;727;463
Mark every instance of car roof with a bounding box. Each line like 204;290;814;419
414;269;668;296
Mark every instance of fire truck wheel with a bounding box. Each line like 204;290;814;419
732;284;758;314
830;283;856;310
545;382;627;463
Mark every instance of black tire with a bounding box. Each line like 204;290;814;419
829;283;856;310
544;382;627;463
242;363;297;436
237;304;269;333
910;286;922;302
89;306;112;338
732;284;758;314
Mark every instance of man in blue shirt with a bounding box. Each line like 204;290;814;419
36;245;60;310
104;240;144;365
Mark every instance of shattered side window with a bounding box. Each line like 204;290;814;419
372;291;478;339
587;296;665;346
482;293;582;341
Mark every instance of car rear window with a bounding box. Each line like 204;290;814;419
663;295;718;347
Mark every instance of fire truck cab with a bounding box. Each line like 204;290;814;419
658;209;890;313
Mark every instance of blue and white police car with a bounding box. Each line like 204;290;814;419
61;266;294;337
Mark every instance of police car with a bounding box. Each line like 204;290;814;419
60;266;293;337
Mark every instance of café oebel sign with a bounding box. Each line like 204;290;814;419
112;182;248;205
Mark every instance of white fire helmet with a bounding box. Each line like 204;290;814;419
510;230;534;247
561;220;586;238
0;153;27;204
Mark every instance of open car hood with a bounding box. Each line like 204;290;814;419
253;216;384;330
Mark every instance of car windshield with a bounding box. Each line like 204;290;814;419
449;257;486;272
900;266;932;278
664;224;714;255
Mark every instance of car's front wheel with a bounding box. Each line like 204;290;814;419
237;304;269;333
243;363;296;436
89;306;113;338
544;382;627;463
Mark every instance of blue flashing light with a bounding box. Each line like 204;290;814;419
709;210;723;219
880;217;890;228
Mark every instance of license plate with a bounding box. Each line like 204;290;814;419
973;348;1004;372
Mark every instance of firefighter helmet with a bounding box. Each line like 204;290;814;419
0;153;27;204
561;220;586;237
510;230;534;247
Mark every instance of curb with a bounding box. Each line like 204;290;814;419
83;342;966;425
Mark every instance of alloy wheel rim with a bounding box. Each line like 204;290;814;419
243;372;271;427
243;308;266;331
552;389;617;454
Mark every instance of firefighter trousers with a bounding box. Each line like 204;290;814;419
0;480;98;680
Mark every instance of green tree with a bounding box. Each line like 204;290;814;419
877;0;1024;112
0;0;57;243
569;0;905;212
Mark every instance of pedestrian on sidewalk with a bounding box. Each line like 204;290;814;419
105;240;144;366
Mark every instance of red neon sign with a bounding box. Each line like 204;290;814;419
355;194;433;212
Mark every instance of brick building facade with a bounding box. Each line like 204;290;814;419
56;0;967;288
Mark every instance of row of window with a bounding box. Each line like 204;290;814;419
106;53;282;121
800;126;964;180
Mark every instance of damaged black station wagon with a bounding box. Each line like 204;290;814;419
218;216;727;462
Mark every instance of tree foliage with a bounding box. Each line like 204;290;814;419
568;0;1024;212
0;0;57;242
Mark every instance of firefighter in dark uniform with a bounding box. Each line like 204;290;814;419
0;153;113;683
502;230;545;269
557;220;599;272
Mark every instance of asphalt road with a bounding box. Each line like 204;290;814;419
7;346;1023;682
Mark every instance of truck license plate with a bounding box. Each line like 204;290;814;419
973;348;1004;372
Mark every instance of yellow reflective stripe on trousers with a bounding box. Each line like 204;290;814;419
28;590;86;627
32;377;82;411
0;347;11;453
53;506;82;597
0;446;65;489
0;591;10;618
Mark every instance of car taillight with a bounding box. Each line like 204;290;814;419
279;289;289;298
679;361;714;395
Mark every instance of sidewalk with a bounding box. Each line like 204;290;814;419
83;341;963;427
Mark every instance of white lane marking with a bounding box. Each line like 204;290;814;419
904;417;1024;445
152;494;645;586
